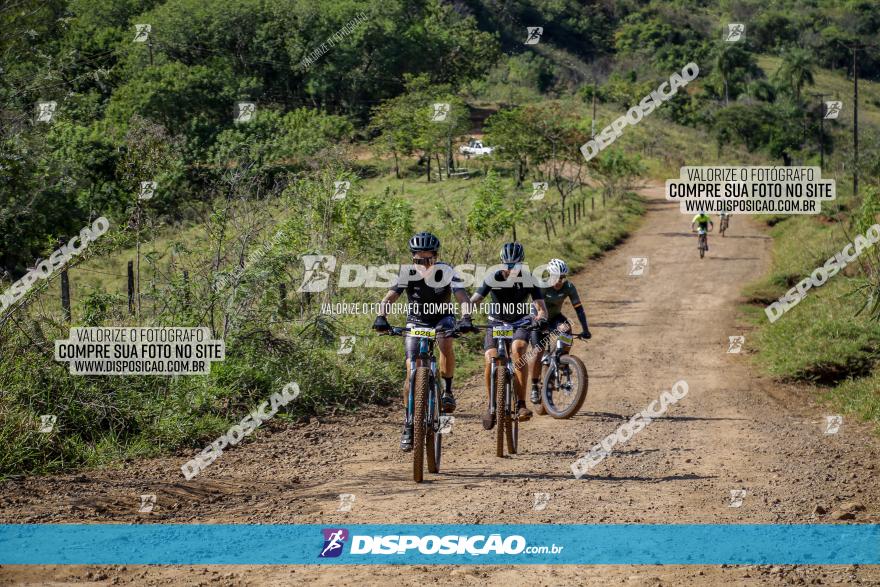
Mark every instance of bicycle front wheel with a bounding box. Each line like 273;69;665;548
505;374;518;454
543;355;588;419
412;367;430;482
495;363;507;457
426;377;441;474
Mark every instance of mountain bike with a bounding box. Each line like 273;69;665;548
482;317;538;458
539;331;589;419
695;226;711;258
719;215;730;237
385;324;460;483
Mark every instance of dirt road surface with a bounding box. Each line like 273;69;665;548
2;186;879;586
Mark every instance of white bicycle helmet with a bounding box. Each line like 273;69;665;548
548;258;569;276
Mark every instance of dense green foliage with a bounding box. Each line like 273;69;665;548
2;0;880;474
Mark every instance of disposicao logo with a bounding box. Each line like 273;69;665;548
320;528;349;558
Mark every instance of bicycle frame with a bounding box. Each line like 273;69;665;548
547;331;574;373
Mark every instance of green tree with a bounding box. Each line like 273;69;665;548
484;108;541;187
587;149;645;202
712;45;761;106
776;47;816;105
468;170;516;240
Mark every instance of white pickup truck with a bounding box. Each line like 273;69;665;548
459;139;494;157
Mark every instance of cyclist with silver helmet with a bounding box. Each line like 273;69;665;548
528;258;592;405
372;231;475;451
470;242;548;425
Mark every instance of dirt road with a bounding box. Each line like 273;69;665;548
2;186;879;586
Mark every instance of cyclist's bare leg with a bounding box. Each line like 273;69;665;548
484;349;498;402
482;349;499;429
438;336;456;411
403;357;412;410
438;337;454;379
511;340;529;402
528;341;543;383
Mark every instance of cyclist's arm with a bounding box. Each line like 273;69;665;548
378;289;401;317
449;266;472;316
529;283;547;320
567;286;590;333
470;279;491;305
533;299;548;320
454;288;472;316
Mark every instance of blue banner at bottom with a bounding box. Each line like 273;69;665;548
0;524;877;565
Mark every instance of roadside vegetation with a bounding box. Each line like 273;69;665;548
1;0;878;476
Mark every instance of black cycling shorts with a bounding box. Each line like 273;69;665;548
483;319;531;351
404;315;455;359
530;315;571;348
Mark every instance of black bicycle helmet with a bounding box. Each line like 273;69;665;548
500;242;525;264
409;231;440;253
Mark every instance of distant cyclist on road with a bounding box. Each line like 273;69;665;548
527;258;592;405
469;242;548;426
372;231;474;451
691;210;714;251
719;209;730;235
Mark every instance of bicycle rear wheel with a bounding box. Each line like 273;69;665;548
412;367;430;482
505;375;518;454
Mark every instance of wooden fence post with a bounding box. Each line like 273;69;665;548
127;261;135;315
60;268;71;322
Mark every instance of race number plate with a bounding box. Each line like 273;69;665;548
492;327;514;339
410;327;436;339
558;332;573;345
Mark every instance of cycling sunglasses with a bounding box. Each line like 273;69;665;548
504;262;521;270
412;256;436;266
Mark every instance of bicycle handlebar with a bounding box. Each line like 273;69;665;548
382;325;463;338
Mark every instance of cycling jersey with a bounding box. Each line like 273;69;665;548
390;262;465;325
532;280;589;336
692;214;711;229
475;270;543;323
541;280;582;319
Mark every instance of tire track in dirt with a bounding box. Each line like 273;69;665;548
2;185;879;585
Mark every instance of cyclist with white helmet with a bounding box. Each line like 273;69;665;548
528;258;592;405
470;242;548;425
372;231;475;451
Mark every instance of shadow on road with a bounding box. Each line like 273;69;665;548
581;473;713;482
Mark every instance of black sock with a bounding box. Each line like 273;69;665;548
443;377;453;394
531;379;539;385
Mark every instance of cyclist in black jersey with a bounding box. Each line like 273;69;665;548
528;258;591;404
372;232;475;451
469;242;548;427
